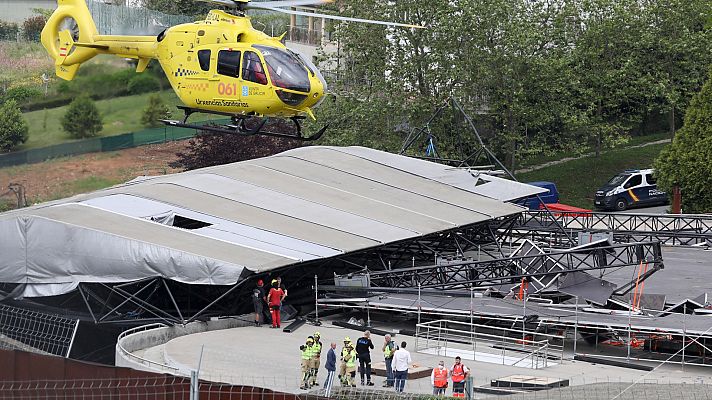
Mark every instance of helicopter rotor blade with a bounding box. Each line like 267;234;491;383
253;6;425;28
248;0;332;8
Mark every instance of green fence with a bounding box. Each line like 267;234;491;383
0;121;228;169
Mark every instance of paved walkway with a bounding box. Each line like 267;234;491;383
132;317;712;396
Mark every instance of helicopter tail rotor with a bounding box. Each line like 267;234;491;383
41;0;101;80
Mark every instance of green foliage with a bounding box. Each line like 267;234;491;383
22;15;46;42
61;97;103;139
127;74;160;95
518;143;668;208
0;20;19;40
141;94;171;127
318;0;712;169
140;0;213;16
654;72;712;213
0;99;29;152
57;66;136;100
31;8;54;20
3;86;43;105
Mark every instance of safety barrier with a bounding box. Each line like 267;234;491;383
415;319;565;369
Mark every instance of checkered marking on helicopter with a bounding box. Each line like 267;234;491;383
186;82;209;92
174;68;199;77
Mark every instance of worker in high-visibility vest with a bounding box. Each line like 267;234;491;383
431;360;449;395
338;337;352;386
382;334;396;387
299;336;315;390
342;339;357;387
309;332;323;387
450;356;470;398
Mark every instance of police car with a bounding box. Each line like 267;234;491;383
594;169;668;211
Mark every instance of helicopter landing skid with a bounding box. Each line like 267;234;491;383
160;106;327;142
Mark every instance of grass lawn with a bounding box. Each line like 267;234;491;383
517;131;671;169
516;143;669;209
18;91;183;150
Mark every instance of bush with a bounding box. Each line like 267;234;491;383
22;15;46;42
0;99;29;152
127;74;160;95
3;86;43;105
61;96;103;138
0;20;19;40
141;94;171;127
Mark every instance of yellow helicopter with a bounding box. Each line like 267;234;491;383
41;0;423;141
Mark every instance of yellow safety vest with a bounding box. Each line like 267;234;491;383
344;348;356;367
383;341;394;358
313;341;322;357
301;346;311;360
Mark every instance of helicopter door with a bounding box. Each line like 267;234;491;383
216;49;243;101
240;51;268;103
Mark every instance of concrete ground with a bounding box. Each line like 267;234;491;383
132;316;712;397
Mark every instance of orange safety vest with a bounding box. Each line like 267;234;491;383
433;368;449;388
451;363;466;382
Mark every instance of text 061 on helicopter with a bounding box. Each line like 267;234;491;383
41;0;423;141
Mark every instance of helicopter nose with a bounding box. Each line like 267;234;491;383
311;72;327;108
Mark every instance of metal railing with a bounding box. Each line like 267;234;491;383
514;211;712;246
116;323;181;375
415;319;564;369
0;304;79;357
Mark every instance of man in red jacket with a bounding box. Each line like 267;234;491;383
267;279;285;328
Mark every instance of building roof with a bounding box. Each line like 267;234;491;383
0;146;533;297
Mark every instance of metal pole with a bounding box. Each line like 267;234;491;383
418;284;422;326
366;299;371;327
190;370;199;400
314;274;319;324
470;287;474;357
522;286;527;347
627;295;632;362
573;296;579;357
683;303;687;370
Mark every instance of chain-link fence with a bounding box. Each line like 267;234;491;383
1;378;711;400
86;0;195;36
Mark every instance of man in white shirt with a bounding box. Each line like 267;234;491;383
392;341;411;392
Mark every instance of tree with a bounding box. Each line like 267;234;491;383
0;99;29;152
62;97;103;138
141;94;171;127
140;0;213;16
172;120;302;171
654;71;712;213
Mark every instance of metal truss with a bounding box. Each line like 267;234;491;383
367;241;663;293
511;211;712;246
75;277;249;325
329;216;520;272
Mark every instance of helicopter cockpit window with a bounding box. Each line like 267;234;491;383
242;51;267;85
254;45;310;93
198;50;211;72
217;50;241;78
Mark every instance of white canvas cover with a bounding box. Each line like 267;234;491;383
0;146;525;298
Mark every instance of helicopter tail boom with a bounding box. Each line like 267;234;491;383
41;0;157;80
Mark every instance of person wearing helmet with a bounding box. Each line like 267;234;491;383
309;332;323;387
300;336;316;390
267;279;285;328
343;339;357;387
338;337;351;386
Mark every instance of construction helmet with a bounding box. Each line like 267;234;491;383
307;337;314;344
344;336;351;343
314;332;321;338
271;279;278;285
